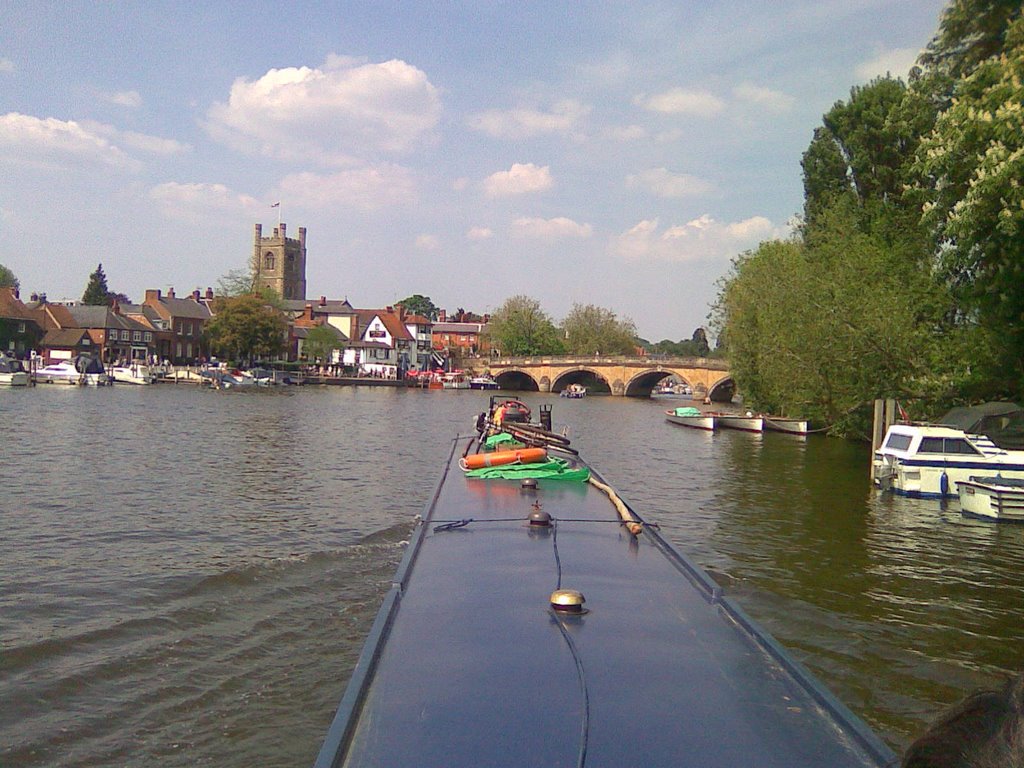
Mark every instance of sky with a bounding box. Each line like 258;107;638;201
1;0;950;341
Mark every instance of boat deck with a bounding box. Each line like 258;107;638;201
315;436;894;768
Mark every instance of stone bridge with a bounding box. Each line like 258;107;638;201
488;355;734;399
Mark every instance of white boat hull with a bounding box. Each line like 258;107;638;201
956;478;1024;522
0;371;29;386
762;417;809;435
713;415;763;433
665;412;715;431
109;366;155;384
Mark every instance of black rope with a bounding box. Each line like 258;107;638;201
551;518;563;590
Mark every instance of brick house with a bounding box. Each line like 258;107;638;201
0;287;44;358
142;288;213;363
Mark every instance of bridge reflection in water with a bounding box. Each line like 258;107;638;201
487;355;734;400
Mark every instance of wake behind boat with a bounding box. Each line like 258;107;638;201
315;399;895;768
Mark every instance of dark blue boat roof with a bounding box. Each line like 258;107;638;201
315;437;895;768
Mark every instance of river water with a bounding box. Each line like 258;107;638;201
2;384;1022;766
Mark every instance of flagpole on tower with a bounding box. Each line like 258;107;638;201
271;201;281;227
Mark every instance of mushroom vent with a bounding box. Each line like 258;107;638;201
529;507;552;527
550;589;586;614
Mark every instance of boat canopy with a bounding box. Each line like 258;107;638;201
0;353;26;373
939;402;1024;449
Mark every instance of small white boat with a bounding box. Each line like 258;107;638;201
874;421;1024;497
36;357;111;386
762;416;809;435
0;353;29;386
441;372;470;390
109;364;155;385
560;383;586;398
665;407;714;431
956;476;1024;522
710;412;763;433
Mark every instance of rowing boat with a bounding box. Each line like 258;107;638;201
314;402;895;767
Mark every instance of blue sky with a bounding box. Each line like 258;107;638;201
1;0;948;340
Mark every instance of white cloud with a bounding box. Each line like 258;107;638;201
635;88;724;117
512;216;592;239
416;234;440;250
0;58;14;73
483;163;553;198
855;47;921;81
610;215;781;261
0;112;139;170
149;182;262;222
80;120;189;155
277;165;417;210
467;226;493;240
732;83;795;113
602;124;647;141
101;90;143;108
205;57;441;164
627;167;714;198
452;177;470;191
467;99;590;139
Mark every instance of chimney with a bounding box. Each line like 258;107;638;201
167;287;176;299
439;309;447;322
319;295;326;306
280;222;286;238
304;304;314;320
192;289;201;301
112;300;121;315
205;287;214;300
145;289;162;303
386;305;394;313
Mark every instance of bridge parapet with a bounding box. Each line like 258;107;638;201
488;355;734;399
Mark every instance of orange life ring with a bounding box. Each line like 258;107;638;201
460;447;547;471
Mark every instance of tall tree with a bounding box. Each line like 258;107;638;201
560;303;637;355
919;0;1022;78
396;294;438;320
303;324;341;363
81;263;111;305
915;16;1024;393
204;293;287;364
486;295;564;356
217;267;255;297
0;263;18;292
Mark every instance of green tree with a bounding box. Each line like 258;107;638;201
81;263;111;305
714;200;955;435
204;293;287;364
560;303;637;355
486;295;564;356
303;323;341;363
396;294;438;320
919;0;1022;78
915;16;1024;393
0;263;18;292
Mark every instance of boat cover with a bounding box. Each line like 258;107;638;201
315;437;895;768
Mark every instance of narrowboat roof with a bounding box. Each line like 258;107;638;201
315;436;895;768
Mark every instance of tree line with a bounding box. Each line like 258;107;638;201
712;0;1023;436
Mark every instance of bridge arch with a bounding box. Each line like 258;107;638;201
551;367;611;394
493;368;540;391
707;375;735;403
623;369;692;397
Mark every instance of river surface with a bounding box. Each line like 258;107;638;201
2;384;1022;766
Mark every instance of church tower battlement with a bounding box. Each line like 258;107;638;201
253;222;307;300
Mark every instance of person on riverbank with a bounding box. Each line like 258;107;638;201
902;673;1024;767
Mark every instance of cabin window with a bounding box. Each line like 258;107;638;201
884;433;913;452
918;437;982;455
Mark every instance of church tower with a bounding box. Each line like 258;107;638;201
253;222;307;300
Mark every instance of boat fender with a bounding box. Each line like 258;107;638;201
940;472;949;496
459;447;547;471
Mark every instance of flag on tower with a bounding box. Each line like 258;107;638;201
270;202;280;208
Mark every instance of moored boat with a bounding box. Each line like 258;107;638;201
665;406;714;431
441;371;470;389
109;364;155;385
874;422;1024;497
0;353;29;386
709;411;763;432
956;476;1024;522
762;415;809;435
314;401;896;768
468;374;499;390
36;356;110;386
560;383;586;398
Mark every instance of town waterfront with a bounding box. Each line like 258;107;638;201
2;385;1023;767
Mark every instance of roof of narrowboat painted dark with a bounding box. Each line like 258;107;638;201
314;435;896;768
